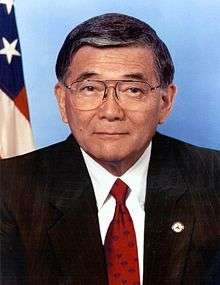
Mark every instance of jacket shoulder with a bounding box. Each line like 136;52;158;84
0;135;78;172
155;133;220;192
156;132;220;161
0;136;81;199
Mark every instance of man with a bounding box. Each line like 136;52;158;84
0;13;220;285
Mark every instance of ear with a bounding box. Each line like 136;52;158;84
54;82;68;123
158;83;177;124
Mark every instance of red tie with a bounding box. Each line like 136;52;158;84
104;179;140;285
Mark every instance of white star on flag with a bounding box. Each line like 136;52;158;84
0;0;14;14
0;37;20;64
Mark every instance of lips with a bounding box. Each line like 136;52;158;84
93;132;129;139
94;132;128;135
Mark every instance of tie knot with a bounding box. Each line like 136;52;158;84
110;178;128;204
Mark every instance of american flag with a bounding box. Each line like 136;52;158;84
0;1;35;158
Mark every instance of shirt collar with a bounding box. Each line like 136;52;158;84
81;142;152;210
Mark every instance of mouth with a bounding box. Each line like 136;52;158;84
93;132;129;138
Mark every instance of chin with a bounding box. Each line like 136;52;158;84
85;144;130;163
92;151;127;163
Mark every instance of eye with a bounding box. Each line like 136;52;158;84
80;85;96;92
124;86;145;97
128;87;143;94
119;82;146;97
77;81;104;94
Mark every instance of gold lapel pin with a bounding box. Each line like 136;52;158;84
171;222;185;233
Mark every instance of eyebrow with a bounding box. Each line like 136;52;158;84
75;72;98;81
74;72;148;82
122;73;148;81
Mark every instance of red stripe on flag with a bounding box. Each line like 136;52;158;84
14;87;30;120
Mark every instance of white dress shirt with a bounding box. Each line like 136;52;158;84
81;143;152;285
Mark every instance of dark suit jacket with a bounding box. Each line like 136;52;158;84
1;132;220;285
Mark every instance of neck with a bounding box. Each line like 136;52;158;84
91;149;147;177
95;160;131;176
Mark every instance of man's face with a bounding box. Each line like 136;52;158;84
55;45;176;174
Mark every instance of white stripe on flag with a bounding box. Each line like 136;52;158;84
0;89;35;158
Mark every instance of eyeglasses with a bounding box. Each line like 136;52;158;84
63;79;161;110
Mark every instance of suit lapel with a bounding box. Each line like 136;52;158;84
39;133;195;284
42;136;108;284
143;133;195;285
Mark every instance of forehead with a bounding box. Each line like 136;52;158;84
67;45;156;81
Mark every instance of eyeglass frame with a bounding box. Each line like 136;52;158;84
63;78;161;94
62;79;162;110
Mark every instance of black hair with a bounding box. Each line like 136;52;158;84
55;13;174;87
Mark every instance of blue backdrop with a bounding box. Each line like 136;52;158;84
15;1;220;150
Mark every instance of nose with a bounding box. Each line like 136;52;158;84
97;86;125;121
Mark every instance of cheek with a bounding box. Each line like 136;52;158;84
128;108;160;144
65;103;94;139
131;107;159;131
65;105;83;134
